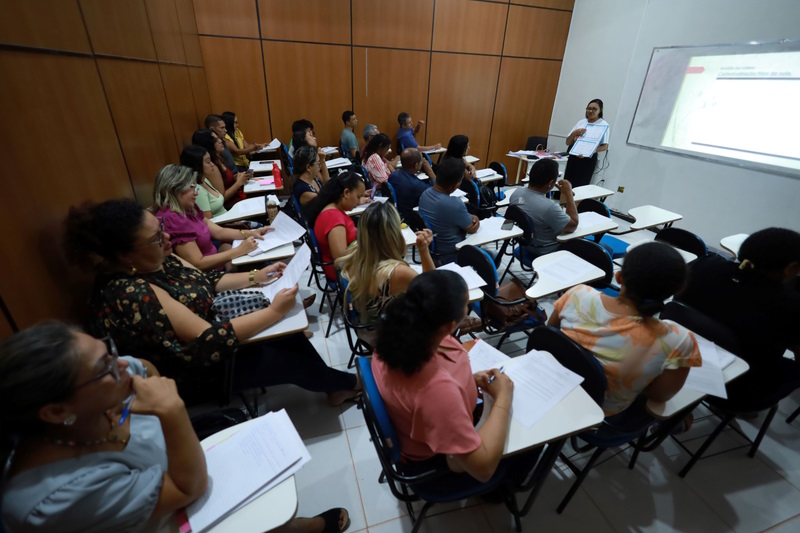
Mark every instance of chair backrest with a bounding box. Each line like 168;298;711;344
380;182;398;207
577;198;611;217
357;357;402;464
459;179;480;208
422;152;433;166
397;139;406;155
526;326;607;406
558;239;614;287
655;228;708;259
526;136;548;151
289;194;308;227
489;161;508;186
305;225;326;264
457;245;499;297
661;301;742;356
404;210;428;232
281;142;293;175
504;205;534;242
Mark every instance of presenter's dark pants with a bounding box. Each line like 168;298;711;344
564;153;598;188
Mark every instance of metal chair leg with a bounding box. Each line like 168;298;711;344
678;413;734;478
410;501;435;533
749;405;778;457
787;405;800;424
557;446;605;514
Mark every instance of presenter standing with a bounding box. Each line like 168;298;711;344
564;99;609;188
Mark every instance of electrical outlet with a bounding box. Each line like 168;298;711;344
617;186;625;193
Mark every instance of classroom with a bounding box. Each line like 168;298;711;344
0;1;798;532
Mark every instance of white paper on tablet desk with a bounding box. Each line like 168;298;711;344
535;255;597;285
437;263;487;290
468;339;509;374
233;211;306;256
577;211;611;230
259;243;311;301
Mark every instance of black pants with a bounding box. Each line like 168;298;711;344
564;153;598;188
233;332;357;392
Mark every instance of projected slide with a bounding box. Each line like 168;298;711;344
627;41;800;178
662;52;800;170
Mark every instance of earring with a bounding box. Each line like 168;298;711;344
63;414;77;426
130;264;137;275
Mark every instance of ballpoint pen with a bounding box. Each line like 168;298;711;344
487;365;505;384
119;393;135;426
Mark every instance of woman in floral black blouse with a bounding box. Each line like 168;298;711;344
64;199;359;405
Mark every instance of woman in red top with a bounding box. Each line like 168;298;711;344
308;172;365;281
191;129;249;209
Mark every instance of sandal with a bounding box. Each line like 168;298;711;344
303;294;317;309
315;507;350;533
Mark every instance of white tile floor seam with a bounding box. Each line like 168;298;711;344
231;194;800;532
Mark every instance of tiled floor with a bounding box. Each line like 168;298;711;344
203;198;800;533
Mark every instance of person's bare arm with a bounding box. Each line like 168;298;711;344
298;190;317;207
596;143;608;153
643;367;690;402
349;147;357;159
222;172;249;202
566;128;587;146
555;181;579;233
224;137;258;156
327;225;349;263
417;143;441;152
421;158;436;180
207;220;269;243
318;148;330;183
414;229;435;272
547;312;562;328
465;215;480;234
214;262;286;292
173;239;255;271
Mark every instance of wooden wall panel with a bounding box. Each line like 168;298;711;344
352;0;434;50
200;37;271;142
353;47;430;152
0;307;14;339
432;0;507;56
427;53;501;164
175;0;204;65
161;64;201;149
193;0;259;38
79;0;157;60
0;51;130;328
97;59;179;203
258;0;351;44
263;42;352;148
504;5;571;60
0;0;91;53
188;66;213;127
144;0;186;63
515;0;574;9
487;57;561;174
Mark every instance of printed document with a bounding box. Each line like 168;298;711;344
260;244;311;301
233;211;306;256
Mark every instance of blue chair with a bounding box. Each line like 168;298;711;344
422;151;433;167
526;327;653;513
576;199;629;259
304;225;341;337
457;245;546;350
379;182;398;207
489;161;508;201
459;179;497;220
558;239;620;297
405;211;441;265
499;205;557;286
356;357;524;533
281;142;294;175
338;274;376;368
654;227;708;260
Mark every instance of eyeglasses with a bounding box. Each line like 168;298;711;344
152;217;165;246
586;107;600;112
74;336;121;389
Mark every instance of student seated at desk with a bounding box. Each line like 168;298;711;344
387;148;432;217
372;271;540;484
362;133;400;189
549;242;701;423
396;111;441;153
287;118;314;158
361;123;379;155
64;199;360;407
205;113;237;174
0;324;354;533
443;134;477;180
292;128;330;184
288;146;325;218
340;110;360;162
191;129;249;210
511;158;578;258
152;165;267;271
676;228;800;408
221;111;265;173
0;322;208;532
309;172;367;281
419;158;479;264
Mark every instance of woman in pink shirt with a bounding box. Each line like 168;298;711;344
371;270;540;485
361;133;400;189
152;165;268;271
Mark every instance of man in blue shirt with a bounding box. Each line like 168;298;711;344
396;112;441;153
388;148;435;217
419;158;479;264
340;110;359;162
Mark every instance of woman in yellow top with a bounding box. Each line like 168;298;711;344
221;112;265;172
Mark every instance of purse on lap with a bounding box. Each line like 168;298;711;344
211;289;270;319
484;278;547;330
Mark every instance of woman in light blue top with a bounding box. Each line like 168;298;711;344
0;322;207;532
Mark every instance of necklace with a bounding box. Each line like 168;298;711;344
46;410;131;447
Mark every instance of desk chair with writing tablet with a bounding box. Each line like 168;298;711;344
488;161;509;201
557;239;619;297
659;301;791;478
526;327;653;513
338;273;376;369
280;142;293;175
459;179;497;220
498;205;556;286
576;199;629;259
404;210;442;266
654;227;708;260
356;357;525;533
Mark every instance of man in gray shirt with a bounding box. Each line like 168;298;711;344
340;110;359;162
510;158;578;257
419;158;480;264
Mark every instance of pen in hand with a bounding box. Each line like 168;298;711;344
119;393;136;426
487;365;505;384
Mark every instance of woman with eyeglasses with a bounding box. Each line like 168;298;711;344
291;128;330;183
563;98;609;188
289;146;325;216
152;164;269;271
191;129;250;210
0;322;208;532
63;198;361;407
